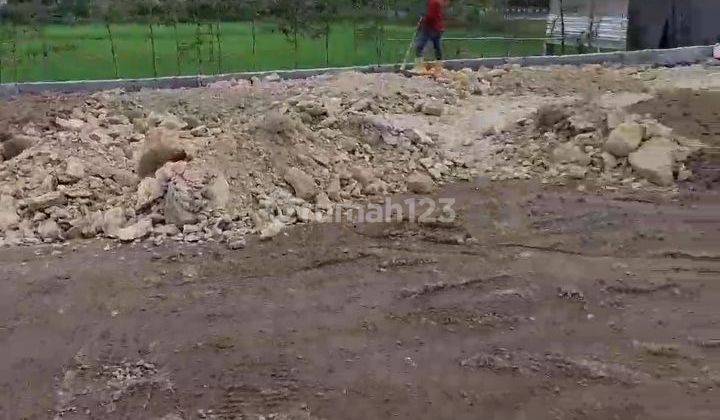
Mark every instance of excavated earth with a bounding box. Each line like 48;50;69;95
1;62;720;419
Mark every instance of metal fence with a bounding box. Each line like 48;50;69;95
0;6;613;84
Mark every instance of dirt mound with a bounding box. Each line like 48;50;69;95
0;64;713;247
629;89;720;147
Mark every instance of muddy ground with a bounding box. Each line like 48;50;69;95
2;72;720;419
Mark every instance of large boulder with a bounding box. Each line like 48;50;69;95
137;128;188;178
605;123;645;157
164;182;200;227
284;167;316;201
628;143;675;186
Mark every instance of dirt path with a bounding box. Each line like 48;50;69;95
2;64;720;419
1;172;719;419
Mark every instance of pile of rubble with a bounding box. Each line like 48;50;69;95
485;101;705;188
0;64;709;247
0;73;474;246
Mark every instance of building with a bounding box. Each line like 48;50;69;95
546;0;630;52
546;0;720;53
627;0;720;50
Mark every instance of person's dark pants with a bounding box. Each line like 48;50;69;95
415;28;443;60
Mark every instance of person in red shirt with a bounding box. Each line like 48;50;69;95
415;0;449;61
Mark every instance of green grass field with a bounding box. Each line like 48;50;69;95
0;20;547;83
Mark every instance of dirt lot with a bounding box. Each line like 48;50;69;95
1;64;720;419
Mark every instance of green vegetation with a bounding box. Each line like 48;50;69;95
0;20;547;83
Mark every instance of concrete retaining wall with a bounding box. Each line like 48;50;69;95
0;45;713;99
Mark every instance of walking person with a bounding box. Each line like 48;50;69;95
415;0;449;63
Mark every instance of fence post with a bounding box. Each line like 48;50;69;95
215;21;223;74
105;23;119;79
324;22;330;66
11;24;18;83
149;22;159;79
195;20;203;75
252;15;257;70
173;21;181;76
560;0;566;54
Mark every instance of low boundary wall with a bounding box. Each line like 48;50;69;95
0;45;713;98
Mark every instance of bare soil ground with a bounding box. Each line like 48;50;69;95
1;67;720;420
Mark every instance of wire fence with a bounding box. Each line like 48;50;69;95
0;6;569;83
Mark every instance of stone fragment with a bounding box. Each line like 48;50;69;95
25;191;67;212
136;177;164;210
37;219;62;241
605;123;645;157
284;167;316;201
407;172;435;194
0;195;20;231
137;128;188;178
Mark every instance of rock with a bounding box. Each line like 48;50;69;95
37;219;62;241
407;172;435;194
643;137;692;162
566;164;588;179
154;224;180;236
71;211;104;238
204;174;230;209
644;120;673;138
260;218;284;240
264;72;281;82
535;105;568;130
65;157;86;180
182;115;202;129
677;166;693;182
2;135;35;159
628;144;674;186
0;195;20;231
40;175;58;193
487;68;506;78
296;206;313;223
326;176;341;201
117;219;153;242
55;117;85;132
605;123;645;157
421;101;444;116
552;143;591;166
136;177;164;210
227;238;246;250
137;128;188;178
25;191;67;212
102;207;126;237
284;167;316;201
350;166;376;187
149;112;187;130
109;168;138;187
601;151;618;171
568;114;596;133
65;187;93;199
190;125;209;137
315;192;333;211
406;129;434;145
164;183;199;227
